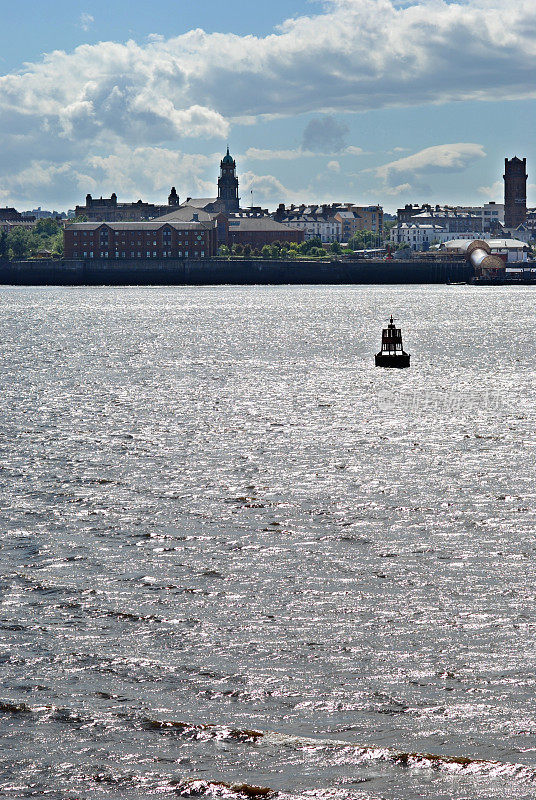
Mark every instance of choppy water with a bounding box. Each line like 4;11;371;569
1;285;536;800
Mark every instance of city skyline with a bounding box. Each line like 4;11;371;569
0;0;535;212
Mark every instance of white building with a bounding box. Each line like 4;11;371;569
442;238;531;263
275;210;342;243
391;223;501;251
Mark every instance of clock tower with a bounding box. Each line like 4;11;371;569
217;148;240;213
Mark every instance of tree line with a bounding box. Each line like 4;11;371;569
218;230;388;260
0;218;64;261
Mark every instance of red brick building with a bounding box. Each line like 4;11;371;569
64;221;217;260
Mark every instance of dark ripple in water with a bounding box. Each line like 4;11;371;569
1;285;536;799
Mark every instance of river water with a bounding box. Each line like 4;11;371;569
1;285;536;800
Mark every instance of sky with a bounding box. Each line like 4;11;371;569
0;0;535;213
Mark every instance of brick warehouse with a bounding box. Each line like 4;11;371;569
64;221;217;260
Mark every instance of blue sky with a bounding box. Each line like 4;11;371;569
0;0;534;212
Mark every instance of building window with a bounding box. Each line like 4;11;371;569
147;251;151;257
153;251;157;257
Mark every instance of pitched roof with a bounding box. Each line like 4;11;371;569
156;205;219;223
185;198;218;209
65;221;213;231
227;217;299;231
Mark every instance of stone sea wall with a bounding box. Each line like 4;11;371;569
0;257;472;285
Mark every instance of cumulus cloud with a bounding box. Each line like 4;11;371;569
375;143;487;187
1;0;535;205
87;145;219;197
3;1;534;139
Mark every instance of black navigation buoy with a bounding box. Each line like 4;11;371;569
375;316;410;368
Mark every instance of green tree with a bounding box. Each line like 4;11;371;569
52;230;64;257
0;230;7;260
242;244;252;258
7;227;30;260
270;243;280;259
218;244;230;257
348;230;377;250
35;218;61;237
261;244;272;259
232;243;243;256
328;241;342;254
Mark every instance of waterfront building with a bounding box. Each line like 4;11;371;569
157;204;229;245
273;204;342;242
504;157;528;228
390;222;485;251
442;237;530;263
273;202;383;242
63;220;217;260
408;209;483;234
226;215;304;248
397;203;503;233
348;205;383;234
334;205;383;239
75;191;181;222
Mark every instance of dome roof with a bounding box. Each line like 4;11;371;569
222;147;234;165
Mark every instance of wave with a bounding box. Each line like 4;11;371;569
176;781;273;798
1;699;534;783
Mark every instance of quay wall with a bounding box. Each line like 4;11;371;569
0;257;472;286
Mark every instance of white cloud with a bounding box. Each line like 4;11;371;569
245;145;363;161
344;146;364;156
3;1;535;140
79;13;94;32
0;0;535;206
241;171;289;204
384;182;413;196
478;180;503;200
245;148;310;161
327;160;341;172
375;143;487;186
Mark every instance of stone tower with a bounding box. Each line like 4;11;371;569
168;186;179;207
504;157;527;228
217;147;240;213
